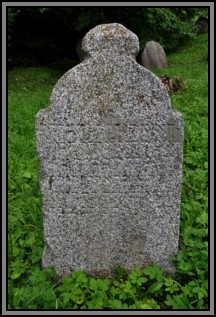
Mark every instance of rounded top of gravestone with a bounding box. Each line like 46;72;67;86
146;40;164;48
82;23;140;58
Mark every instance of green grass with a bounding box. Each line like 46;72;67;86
8;34;208;310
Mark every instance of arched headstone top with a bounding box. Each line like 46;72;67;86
141;40;168;70
82;23;140;58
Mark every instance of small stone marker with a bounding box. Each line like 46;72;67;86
141;40;168;70
76;38;85;61
36;23;184;278
195;16;208;34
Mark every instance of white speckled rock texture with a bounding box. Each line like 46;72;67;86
36;23;184;278
141;40;168;70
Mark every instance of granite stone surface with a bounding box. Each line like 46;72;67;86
36;23;184;277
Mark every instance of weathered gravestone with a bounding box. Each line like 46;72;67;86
141;40;168;70
76;38;85;62
195;16;208;34
36;23;184;278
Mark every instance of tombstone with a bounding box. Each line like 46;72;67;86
195;16;208;34
76;38;86;62
36;23;184;278
141;40;168;70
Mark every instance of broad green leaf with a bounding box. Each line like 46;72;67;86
23;171;32;179
196;212;208;226
97;279;110;291
62;292;71;305
146;281;163;293
204;161;208;169
89;278;98;290
11;271;22;279
109;299;122;309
